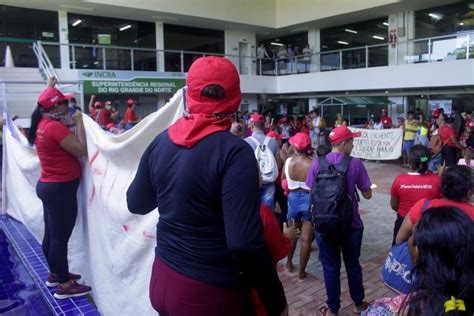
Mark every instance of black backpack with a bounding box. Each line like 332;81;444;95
310;155;353;236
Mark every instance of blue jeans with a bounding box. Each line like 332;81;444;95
315;228;364;314
260;183;275;208
287;191;311;222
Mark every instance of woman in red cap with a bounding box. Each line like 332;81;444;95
127;57;287;316
282;132;313;279
27;77;91;299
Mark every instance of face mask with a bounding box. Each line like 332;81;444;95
106;105;112;110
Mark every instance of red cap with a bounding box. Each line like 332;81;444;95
329;126;361;144
186;56;241;115
267;131;282;139
251;114;265;122
106;122;115;130
105;100;112;106
127;99;135;106
37;87;74;109
432;108;440;119
94;101;103;108
289;132;311;151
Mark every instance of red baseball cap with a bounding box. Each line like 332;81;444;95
105;100;112;106
251;114;265;122
37;87;74;109
267;131;282;139
127;99;135;106
329;126;361;144
289;132;311;151
94;101;103;108
186;56;241;115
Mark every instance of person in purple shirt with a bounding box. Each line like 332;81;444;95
306;125;372;316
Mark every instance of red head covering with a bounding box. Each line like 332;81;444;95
251;114;265;122
267;131;282;139
94;101;103;108
37;87;74;109
168;56;241;148
329;126;361;144
289;133;311;151
127;99;135;107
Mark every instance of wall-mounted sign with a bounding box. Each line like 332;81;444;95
83;78;185;94
79;70;186;94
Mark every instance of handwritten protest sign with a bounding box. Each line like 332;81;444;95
349;127;403;160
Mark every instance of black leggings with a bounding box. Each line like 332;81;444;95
36;179;80;283
392;214;405;246
442;145;458;167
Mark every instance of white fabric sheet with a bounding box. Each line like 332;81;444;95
2;89;185;315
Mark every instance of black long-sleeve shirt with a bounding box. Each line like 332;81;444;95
127;130;286;315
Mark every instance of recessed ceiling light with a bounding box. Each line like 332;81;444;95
270;42;284;46
383;22;389;26
459;22;465;26
345;28;358;34
428;13;442;21
72;19;82;27
337;41;349;45
385;90;389;94
119;25;132;31
373;35;385;40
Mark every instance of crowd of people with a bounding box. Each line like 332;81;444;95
257;43;313;74
27;57;473;316
86;95;140;134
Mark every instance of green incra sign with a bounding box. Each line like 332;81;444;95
83;78;186;94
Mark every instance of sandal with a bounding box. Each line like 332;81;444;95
353;301;369;314
319;305;338;316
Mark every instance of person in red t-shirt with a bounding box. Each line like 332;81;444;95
390;145;441;245
27;77;92;299
381;109;392;129
252;203;295;316
124;98;139;130
438;113;464;166
396;165;474;244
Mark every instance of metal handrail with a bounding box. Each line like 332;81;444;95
19;30;474;76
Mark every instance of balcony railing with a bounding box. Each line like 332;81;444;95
1;31;473;75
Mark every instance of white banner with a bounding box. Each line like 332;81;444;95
3;89;185;315
349;127;403;160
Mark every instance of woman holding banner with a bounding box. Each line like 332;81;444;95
27;77;91;299
127;57;287;316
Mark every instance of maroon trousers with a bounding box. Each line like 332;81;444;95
149;256;256;316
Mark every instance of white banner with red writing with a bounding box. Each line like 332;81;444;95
2;89;184;315
349;127;403;160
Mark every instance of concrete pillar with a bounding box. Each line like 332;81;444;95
307;27;320;72
389;11;415;66
155;22;165;72
58;10;70;69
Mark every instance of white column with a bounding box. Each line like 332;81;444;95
155;22;165;72
389;11;415;66
58;10;70;69
307;27;320;72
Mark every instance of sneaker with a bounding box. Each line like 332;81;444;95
353;302;369;314
46;273;82;287
54;280;92;299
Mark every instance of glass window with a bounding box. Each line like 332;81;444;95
260;32;308;59
68;13;156;70
415;2;474;38
68;13;155;48
320;17;388;70
2;5;58;41
320;17;388;52
163;24;224;72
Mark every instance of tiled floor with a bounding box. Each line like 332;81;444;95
0;215;99;316
280;160;406;316
0;228;52;315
